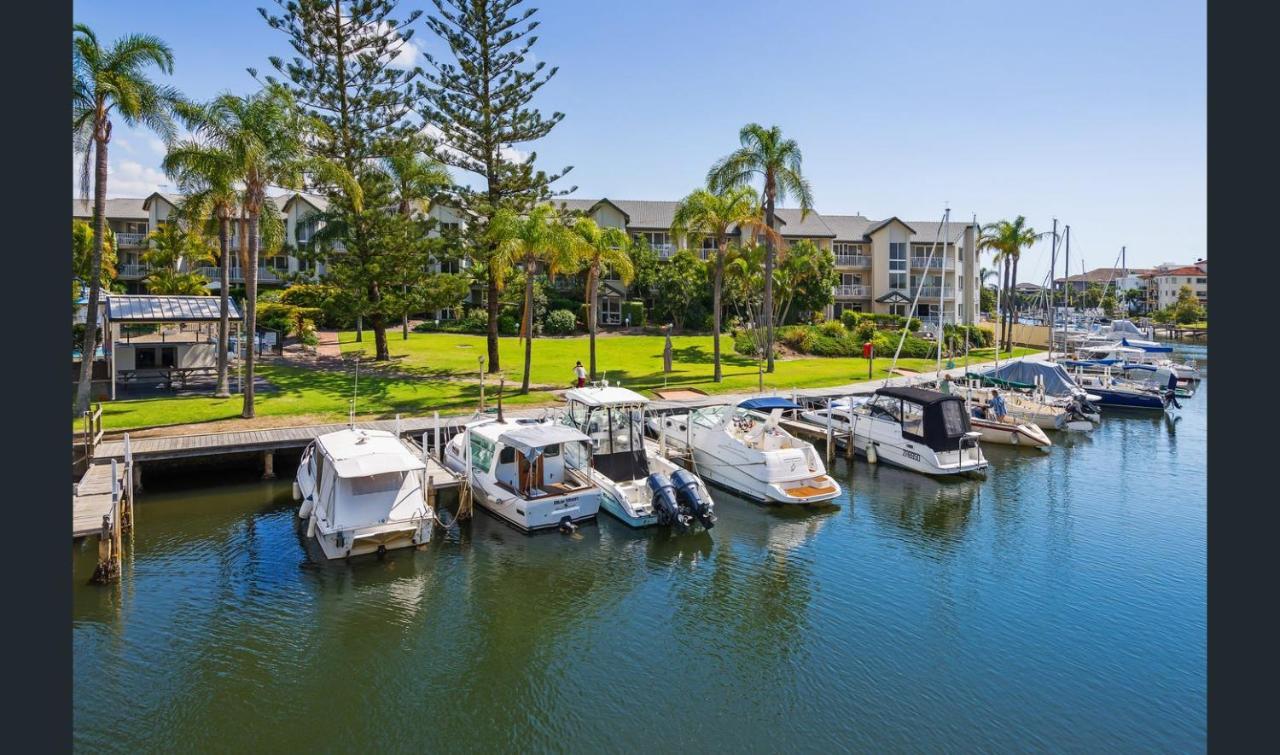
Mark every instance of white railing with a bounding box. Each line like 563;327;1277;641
652;244;676;259
911;257;955;270
193;266;285;284
913;286;954;299
835;255;871;268
117;263;151;278
116;232;148;247
834;285;871;298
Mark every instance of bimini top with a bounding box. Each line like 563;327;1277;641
737;397;802;412
874;385;959;407
498;424;591;459
316;429;425;478
1109;319;1145;336
564;385;649;407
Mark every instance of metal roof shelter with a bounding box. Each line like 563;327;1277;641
106;295;242;324
101;295;244;400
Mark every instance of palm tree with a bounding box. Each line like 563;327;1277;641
72;220;117;287
72;24;182;412
177;85;306;417
163;141;239;396
670;186;764;382
572;218;634;381
979;217;1042;351
142;222;214;295
707;124;813;373
979;266;999;289
382;145;451;338
491;204;583;394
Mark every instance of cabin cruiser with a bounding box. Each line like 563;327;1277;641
801;388;988;476
561;385;715;530
294;428;435;559
1062;360;1194;398
1067;368;1175;410
443;417;601;533
651;397;841;505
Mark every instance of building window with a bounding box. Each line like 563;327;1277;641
841;273;862;286
640;231;669;248
889;303;906;316
889;242;907;290
833;242;864;256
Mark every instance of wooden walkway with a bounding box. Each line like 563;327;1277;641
73;461;129;538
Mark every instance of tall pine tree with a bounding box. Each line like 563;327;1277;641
418;0;572;374
255;0;426;361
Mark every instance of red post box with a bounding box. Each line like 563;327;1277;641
862;342;874;359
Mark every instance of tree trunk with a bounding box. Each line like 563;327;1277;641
763;192;777;372
713;239;725;382
1001;257;1012;352
487;265;500;374
242;213;260;418
356;315;363;342
587;263;599;380
521;255;534;393
75;129;109;414
370;282;389;360
215;215;231;397
402;283;409;339
1009;256;1020;350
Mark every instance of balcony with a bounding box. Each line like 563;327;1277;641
117;263;151;278
653;243;676;260
835;254;871;268
912;286;954;299
116;232;148;247
911;257;955;270
834;285;871;298
193;266;286;284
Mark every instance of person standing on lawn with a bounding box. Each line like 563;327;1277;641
574;360;587;388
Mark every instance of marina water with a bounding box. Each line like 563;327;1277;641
73;342;1206;751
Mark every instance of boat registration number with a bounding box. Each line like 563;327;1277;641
903;450;922;462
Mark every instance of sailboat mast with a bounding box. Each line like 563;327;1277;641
1064;225;1071;332
938;207;949;378
1049;218;1058;357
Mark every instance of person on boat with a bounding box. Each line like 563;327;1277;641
938;374;952;395
990;388;1009;422
574;360;587;388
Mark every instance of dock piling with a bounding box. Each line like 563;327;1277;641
262;451;275;480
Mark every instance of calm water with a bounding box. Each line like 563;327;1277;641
74;344;1207;752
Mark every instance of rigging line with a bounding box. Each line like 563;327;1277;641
889;208;948;378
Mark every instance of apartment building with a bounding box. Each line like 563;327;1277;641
1145;265;1208;310
76;193;981;326
558;199;981;326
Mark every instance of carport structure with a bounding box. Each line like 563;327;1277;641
103;295;243;400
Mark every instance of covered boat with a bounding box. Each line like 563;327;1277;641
294;428;435;559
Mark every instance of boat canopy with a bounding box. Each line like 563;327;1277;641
564;385;649;407
499;424;591;461
317;429;426;478
738;397;802;412
1109;319;1145;336
980;361;1082;398
873;387;974;451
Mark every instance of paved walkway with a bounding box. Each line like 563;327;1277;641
315;330;341;359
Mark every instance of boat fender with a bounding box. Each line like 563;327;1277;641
306;512;317;539
671;468;715;529
867;442;878;465
298;497;314;519
646;473;687;530
292;481;302;501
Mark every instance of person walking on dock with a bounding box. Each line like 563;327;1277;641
574;360;587;388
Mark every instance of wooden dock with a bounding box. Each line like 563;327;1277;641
73;460;130;538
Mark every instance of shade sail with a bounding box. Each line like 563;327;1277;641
738;397;802;412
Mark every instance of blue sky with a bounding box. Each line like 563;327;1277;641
73;0;1205;281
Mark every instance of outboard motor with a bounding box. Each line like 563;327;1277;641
671;469;716;529
646;473;689;531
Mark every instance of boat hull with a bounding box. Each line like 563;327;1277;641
970;418;1052;450
688;447;841;505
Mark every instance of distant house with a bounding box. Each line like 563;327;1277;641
1143;266;1207;310
1053;267;1153;294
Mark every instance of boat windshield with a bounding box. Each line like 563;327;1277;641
691;405;730;429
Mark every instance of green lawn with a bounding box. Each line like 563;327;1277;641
88;333;1037;432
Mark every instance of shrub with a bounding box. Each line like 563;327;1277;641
623;300;645;327
498;313;518;336
839;309;861;329
280;283;345;327
854;321;877;343
545;309;577;335
255;301;323;338
818;320;846;338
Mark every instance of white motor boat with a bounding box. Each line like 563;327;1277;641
561;385;715;530
801;387;989;476
652;397;841;505
966;411;1053;450
294;428;435;559
443;417;601;533
953;384;1095;432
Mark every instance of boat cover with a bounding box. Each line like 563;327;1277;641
1121;338;1173;353
499;424;591;460
316;430;426;478
980;361;1082;398
738;397;802;412
1109;319;1145;336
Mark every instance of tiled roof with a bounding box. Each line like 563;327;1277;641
1056;267;1155;284
1150;266;1205;277
773;208;834;237
106;295;243;323
72;197;149;220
